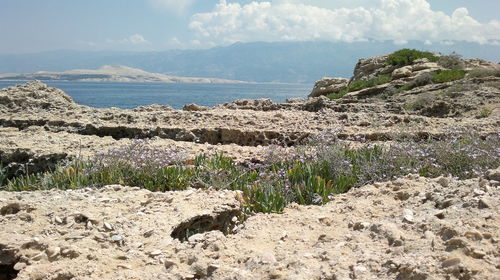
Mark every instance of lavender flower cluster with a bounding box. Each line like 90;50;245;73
93;139;187;172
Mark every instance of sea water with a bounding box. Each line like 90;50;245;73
0;81;311;109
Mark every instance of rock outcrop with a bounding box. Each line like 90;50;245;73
308;78;349;97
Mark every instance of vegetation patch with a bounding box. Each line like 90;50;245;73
432;69;466;83
437;53;465;69
468;68;500;78
2;132;498;215
477;108;492;119
386;49;438;67
327;74;391;100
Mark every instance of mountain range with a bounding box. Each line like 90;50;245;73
1;41;499;83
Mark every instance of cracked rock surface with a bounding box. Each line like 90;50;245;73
1;173;499;279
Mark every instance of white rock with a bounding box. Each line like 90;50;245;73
403;209;414;223
13;262;27;270
111;235;123;242
149;250;162;257
46;247;61;258
104;222;114;231
392;66;413;79
54;216;63;224
441;257;461;268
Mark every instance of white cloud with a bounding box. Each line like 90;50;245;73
106;34;150;45
189;0;500;45
150;0;196;14
127;34;148;44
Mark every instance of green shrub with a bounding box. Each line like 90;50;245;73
438;53;464;69
468;68;500;78
387;49;438;67
477;108;492;119
432;69;466;83
327;91;348;100
327;74;391;100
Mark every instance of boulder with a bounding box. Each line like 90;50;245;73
412;62;441;72
392;66;413;79
352;55;396;81
308;78;349;98
301;96;332;112
183;103;210;111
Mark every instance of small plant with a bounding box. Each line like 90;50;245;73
432;69;466;83
387;49;438;67
477;108;492;119
403;103;414;111
413;72;434;87
404;94;435;111
438;52;465;69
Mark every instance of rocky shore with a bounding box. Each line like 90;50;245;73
0;52;499;279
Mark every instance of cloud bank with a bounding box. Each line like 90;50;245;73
189;0;500;45
150;0;196;14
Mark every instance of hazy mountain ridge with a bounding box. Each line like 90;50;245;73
1;41;499;83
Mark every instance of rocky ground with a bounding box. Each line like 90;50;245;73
1;170;499;279
0;53;499;279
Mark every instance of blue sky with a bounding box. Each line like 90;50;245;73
1;0;499;54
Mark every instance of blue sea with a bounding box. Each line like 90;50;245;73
0;81;311;109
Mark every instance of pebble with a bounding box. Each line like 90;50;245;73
104;222;114;231
478;198;491;209
441;257;461;268
352;265;368;278
164;259;177;269
111;235;123;242
54;216;63;224
424;231;435;240
402;209;414;223
13;262;27;271
117;264;132;269
471;249;486;259
149;250;162;257
437;177;449;187
464;231;483;241
46;247;61;258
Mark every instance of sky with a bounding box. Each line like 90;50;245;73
0;0;499;54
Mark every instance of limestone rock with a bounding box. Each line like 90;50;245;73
308;78;349;97
183;103;209;112
392;66;413;79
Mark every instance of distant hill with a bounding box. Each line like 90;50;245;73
0;65;247;84
0;41;499;83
